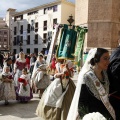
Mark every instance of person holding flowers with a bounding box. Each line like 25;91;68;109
16;68;33;103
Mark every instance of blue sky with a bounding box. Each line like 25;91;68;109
0;0;75;17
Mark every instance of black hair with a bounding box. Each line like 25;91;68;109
90;48;109;66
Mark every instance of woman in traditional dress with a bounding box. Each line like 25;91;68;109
16;68;33;102
14;52;26;89
32;64;50;98
31;53;46;93
0;65;16;105
36;60;75;120
67;48;116;120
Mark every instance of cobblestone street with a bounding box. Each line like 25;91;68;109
0;94;43;120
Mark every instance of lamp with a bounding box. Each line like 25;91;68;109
67;15;74;26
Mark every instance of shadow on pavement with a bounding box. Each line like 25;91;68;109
0;98;40;119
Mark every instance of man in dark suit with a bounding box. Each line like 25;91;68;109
107;39;120;120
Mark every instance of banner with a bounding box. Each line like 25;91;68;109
74;27;88;66
56;24;77;60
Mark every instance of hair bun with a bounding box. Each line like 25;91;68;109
90;58;95;66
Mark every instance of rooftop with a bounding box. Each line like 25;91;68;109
12;0;74;16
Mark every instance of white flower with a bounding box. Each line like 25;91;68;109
82;112;107;120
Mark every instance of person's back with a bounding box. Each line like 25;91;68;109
107;47;120;120
110;46;120;62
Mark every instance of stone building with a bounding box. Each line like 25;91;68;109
75;0;120;52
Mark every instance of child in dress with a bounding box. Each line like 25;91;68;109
0;65;16;105
16;68;33;103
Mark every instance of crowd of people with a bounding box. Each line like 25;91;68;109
0;46;120;120
0;51;49;104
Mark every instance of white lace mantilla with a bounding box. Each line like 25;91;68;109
83;70;109;100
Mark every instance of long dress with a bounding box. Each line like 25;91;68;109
78;69;113;120
14;58;26;87
36;77;75;120
31;60;46;88
16;74;33;102
33;66;50;90
0;72;16;101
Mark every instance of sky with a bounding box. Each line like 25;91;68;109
0;0;75;17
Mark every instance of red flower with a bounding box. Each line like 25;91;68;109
18;78;27;86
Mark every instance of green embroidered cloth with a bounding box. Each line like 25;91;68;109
56;24;77;60
74;27;88;66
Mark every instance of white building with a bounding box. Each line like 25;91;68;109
6;0;75;54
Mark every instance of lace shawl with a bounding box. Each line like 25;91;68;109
84;69;109;100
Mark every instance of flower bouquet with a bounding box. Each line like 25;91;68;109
82;112;107;120
18;78;27;91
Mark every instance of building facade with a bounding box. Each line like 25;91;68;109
0;18;9;51
75;0;120;52
6;0;75;54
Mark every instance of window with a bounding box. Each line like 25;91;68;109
35;22;38;32
44;8;48;14
31;20;34;31
27;24;30;33
53;18;57;29
35;34;38;40
15;15;23;21
26;48;30;54
14;27;17;35
43;20;47;31
4;39;7;42
17;35;20;45
53;5;58;12
43;33;47;39
27;35;30;44
34;48;38;55
20;36;23;43
14;37;16;45
20;25;23;34
34;34;38;44
35;22;38;28
43;33;47;43
4;31;7;35
28;11;38;16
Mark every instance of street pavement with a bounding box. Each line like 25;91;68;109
0;73;78;120
0;94;42;120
